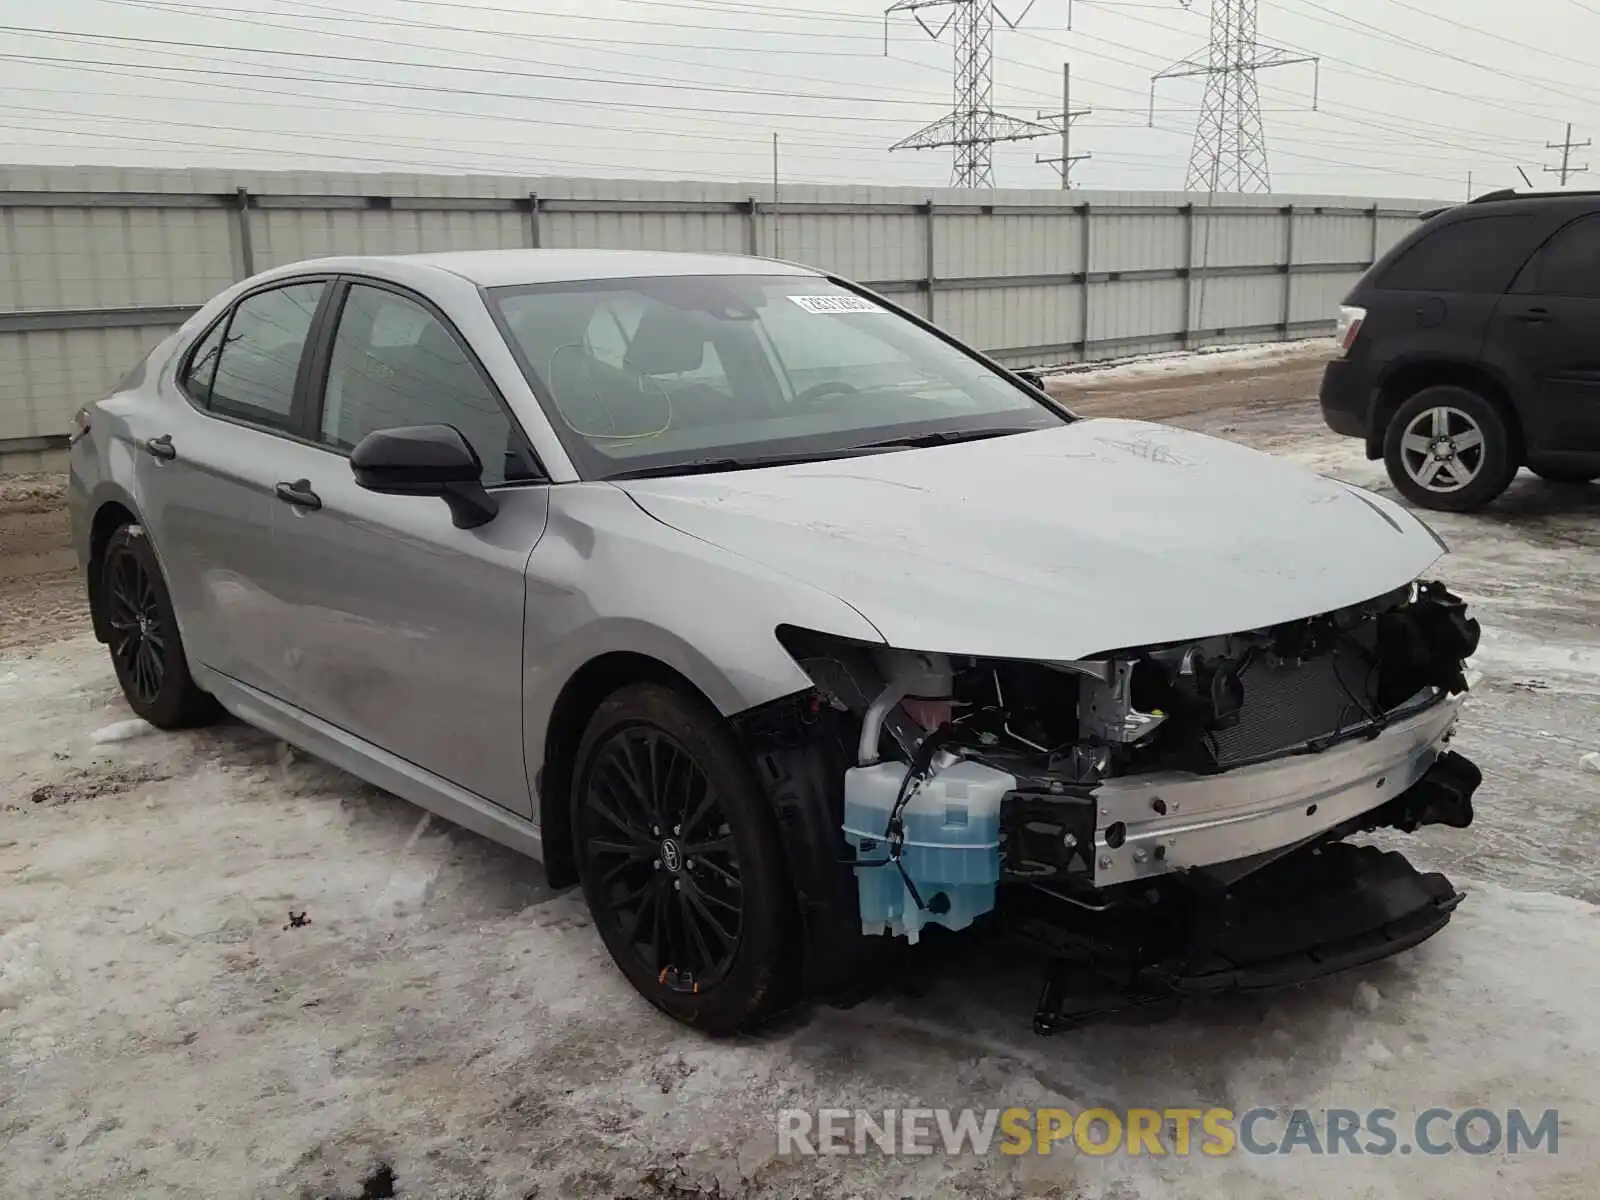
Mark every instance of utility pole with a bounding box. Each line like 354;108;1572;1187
1150;0;1319;193
884;1;1055;188
1035;62;1093;188
1544;122;1591;186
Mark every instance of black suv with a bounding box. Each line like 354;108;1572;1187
1320;189;1600;511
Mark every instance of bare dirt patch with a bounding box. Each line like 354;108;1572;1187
0;471;84;653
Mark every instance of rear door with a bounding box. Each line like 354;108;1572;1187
1365;212;1548;378
135;278;331;694
1485;212;1600;455
250;278;548;816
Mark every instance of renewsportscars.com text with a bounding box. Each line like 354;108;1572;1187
777;1106;1562;1158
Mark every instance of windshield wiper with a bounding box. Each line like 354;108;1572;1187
606;445;906;480
850;426;1041;450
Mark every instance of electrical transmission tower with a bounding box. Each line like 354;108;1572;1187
885;1;1054;188
1544;123;1591;186
1150;0;1318;193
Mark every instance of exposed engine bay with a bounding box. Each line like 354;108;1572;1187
773;579;1484;1030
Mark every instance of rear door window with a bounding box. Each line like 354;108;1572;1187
1515;214;1600;298
206;281;327;430
1378;214;1540;294
180;318;227;406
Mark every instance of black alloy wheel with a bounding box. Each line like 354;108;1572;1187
582;725;744;991
99;523;221;729
572;683;793;1034
106;542;166;706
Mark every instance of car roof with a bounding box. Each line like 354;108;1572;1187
1420;189;1600;220
279;248;821;288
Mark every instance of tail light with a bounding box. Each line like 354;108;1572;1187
69;405;93;445
1335;305;1367;357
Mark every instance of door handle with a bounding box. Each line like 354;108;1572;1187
274;479;322;511
143;434;177;461
1513;307;1551;323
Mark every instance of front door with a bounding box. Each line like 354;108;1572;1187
1488;212;1600;455
259;279;548;816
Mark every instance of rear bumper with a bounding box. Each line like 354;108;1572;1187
1319;358;1370;438
1090;687;1465;888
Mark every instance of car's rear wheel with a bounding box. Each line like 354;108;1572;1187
101;524;221;729
572;683;794;1035
1383;386;1518;512
1531;466;1599;484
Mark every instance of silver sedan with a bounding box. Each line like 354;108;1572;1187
69;250;1484;1034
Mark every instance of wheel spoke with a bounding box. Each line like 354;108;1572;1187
682;880;739;949
1416;456;1447;486
618;875;664;944
1430;407;1449;437
1401;432;1431;456
132;647;151;699
140;641;163;699
679;777;719;840
678;888;720;971
691;853;741;892
693;883;742;916
659;743;689;825
605;741;660;829
684;834;734;859
659;885;687;968
589;835;650;860
586;787;652;844
1453;427;1483;452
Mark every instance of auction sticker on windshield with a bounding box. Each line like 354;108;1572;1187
789;295;882;314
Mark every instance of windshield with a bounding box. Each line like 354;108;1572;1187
488;274;1065;479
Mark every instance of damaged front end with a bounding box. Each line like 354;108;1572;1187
778;579;1484;1030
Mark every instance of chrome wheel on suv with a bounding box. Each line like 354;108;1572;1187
1383;385;1518;513
1398;405;1485;494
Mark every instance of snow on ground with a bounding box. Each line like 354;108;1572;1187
1043;338;1335;385
2;385;1598;1198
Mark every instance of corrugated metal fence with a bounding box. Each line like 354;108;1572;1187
0;165;1434;458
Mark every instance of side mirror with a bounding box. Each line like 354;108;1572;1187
350;424;498;529
1016;368;1045;391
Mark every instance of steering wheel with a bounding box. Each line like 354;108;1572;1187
791;380;860;407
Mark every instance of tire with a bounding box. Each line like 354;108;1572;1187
100;524;222;729
572;682;794;1035
1531;466;1599;484
1383;385;1518;512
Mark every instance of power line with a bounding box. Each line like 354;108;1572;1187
1268;0;1600;116
0;23;959;111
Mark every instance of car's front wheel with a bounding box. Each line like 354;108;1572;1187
100;524;221;729
572;683;794;1035
1383;386;1518;512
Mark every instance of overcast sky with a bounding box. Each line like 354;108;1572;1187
2;0;1597;201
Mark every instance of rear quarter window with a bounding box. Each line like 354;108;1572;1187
1377;214;1539;294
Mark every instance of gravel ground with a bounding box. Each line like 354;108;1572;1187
2;346;1597;1199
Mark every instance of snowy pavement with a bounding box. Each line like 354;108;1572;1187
2;372;1599;1199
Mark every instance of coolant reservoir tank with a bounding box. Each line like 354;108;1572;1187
842;759;1014;943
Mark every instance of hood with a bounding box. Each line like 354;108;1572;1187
618;418;1445;661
